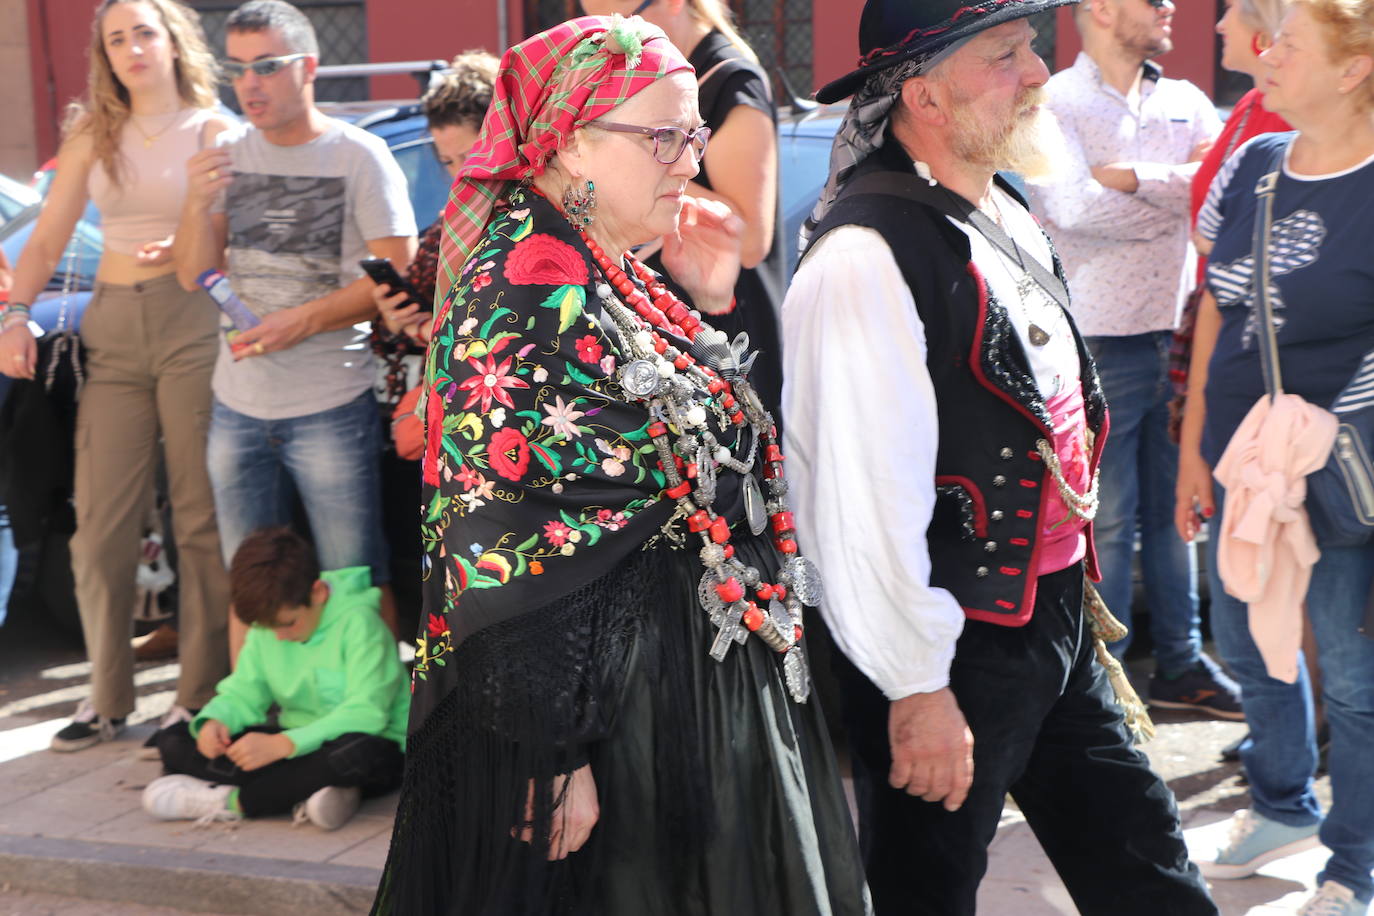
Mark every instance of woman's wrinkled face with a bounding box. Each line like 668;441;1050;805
102;1;178;94
1261;6;1349;117
573;72;702;251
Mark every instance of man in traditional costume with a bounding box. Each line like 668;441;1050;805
782;0;1219;912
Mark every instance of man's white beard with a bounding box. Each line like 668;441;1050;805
948;92;1067;182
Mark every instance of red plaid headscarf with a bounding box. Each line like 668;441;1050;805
436;15;693;304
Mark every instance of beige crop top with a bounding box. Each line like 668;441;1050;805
87;107;215;256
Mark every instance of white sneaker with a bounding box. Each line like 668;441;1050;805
292;786;361;831
142;774;241;826
138;704;196;761
1299;881;1369;916
1196;808;1322;879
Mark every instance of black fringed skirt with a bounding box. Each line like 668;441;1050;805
371;535;872;916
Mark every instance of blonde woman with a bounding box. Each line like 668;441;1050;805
579;0;785;413
1178;0;1374;909
0;0;233;751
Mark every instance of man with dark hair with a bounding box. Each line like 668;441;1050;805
176;0;417;658
1027;0;1237;719
143;526;409;831
781;0;1218;912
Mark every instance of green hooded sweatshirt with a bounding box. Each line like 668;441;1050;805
191;567;409;757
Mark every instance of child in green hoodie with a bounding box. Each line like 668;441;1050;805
143;527;409;830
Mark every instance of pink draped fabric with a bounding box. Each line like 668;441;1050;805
1214;394;1338;683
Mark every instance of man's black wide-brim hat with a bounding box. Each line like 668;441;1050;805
815;0;1079;103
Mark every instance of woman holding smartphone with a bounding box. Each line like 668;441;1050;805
368;51;497;636
0;0;233;752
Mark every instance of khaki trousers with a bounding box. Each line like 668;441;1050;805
71;274;229;718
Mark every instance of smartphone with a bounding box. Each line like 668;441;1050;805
360;258;427;310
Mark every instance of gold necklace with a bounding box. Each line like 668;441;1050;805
129;109;182;148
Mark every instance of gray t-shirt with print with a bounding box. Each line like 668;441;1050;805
211;118;416;420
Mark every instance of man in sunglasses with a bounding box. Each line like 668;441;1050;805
1026;0;1234;721
176;0;417;656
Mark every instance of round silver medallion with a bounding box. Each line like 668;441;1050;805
620;359;662;398
783;556;824;606
743;475;767;536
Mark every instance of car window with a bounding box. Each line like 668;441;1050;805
388;136;451;232
0;207;102;290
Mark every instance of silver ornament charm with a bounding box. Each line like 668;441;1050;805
783;646;811;703
620;359;662;398
697;571;727;626
743;475;767;536
783;556;824;606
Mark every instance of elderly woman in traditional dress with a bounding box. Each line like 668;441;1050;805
370;16;870;915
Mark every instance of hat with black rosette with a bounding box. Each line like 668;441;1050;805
815;0;1078;103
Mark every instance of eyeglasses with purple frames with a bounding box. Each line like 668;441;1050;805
591;121;712;164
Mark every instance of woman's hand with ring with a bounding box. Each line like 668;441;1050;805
0;321;37;380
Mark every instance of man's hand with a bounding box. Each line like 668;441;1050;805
1090;164;1140;194
185;148;234;212
225;732;294;772
888;688;974;812
196;719;232;759
515;764;600;860
230;306;316;359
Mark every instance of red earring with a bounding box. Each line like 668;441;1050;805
1251;33;1269;55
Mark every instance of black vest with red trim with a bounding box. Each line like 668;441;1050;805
807;142;1110;625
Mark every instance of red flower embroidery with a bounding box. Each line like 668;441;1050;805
543;520;573;546
458;354;530;414
471;271;493;292
488;428;531;481
426;613;448;638
503;234;589;286
575;334;604;364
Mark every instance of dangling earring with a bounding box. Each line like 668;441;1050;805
1251;33;1270;56
562;179;597;229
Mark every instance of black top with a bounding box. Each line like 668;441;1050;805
647;30;786;418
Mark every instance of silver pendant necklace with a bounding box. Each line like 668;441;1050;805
989;194;1063;348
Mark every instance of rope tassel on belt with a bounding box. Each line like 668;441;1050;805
1083;578;1156;743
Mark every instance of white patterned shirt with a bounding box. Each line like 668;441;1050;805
1028;53;1221;337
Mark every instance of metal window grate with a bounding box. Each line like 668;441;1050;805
730;0;812;102
187;0;369;105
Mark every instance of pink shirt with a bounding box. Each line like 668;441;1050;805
87;107;214;256
1038;382;1091;575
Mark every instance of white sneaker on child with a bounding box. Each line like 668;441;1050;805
143;774;241;826
292;786;361;831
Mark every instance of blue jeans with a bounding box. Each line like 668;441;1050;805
1208;489;1374;900
1087;332;1200;674
206;390;388;580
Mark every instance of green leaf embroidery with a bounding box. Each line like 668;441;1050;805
537;285;586;334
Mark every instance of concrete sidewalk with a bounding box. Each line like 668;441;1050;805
0;686;1332;915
